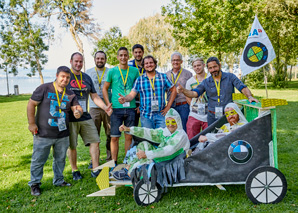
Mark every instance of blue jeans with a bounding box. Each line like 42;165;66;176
28;136;69;186
207;111;218;126
173;104;190;132
140;112;166;129
110;108;136;137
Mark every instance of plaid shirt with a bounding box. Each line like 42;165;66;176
132;71;174;119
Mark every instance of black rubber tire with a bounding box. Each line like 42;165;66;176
133;179;162;206
245;166;287;204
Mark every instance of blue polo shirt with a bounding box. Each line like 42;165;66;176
132;71;174;119
128;59;145;76
193;71;246;111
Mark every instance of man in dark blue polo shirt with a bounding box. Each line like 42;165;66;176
177;57;258;125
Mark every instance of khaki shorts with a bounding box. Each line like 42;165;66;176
69;119;100;149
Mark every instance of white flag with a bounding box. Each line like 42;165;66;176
240;15;276;76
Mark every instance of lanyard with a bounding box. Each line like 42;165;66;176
53;82;66;114
195;73;207;85
134;60;144;76
212;77;221;103
148;75;156;97
171;68;182;85
118;66;129;92
95;67;106;88
71;69;83;96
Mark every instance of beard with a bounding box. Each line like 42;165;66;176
135;57;142;62
96;63;105;69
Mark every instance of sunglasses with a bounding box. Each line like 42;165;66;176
166;119;177;126
225;109;238;118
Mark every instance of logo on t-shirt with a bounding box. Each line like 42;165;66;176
70;80;86;89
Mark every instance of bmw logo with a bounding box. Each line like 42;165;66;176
243;42;268;67
228;140;253;164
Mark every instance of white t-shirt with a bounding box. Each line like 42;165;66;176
185;75;209;122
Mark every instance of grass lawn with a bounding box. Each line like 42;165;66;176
0;81;297;212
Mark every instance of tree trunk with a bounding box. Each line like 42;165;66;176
289;65;292;81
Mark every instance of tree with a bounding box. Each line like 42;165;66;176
94;27;130;66
162;0;255;62
0;0;49;84
257;0;298;87
128;13;187;70
34;0;100;71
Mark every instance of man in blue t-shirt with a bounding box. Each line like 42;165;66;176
67;52;112;180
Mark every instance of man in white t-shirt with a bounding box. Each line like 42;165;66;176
185;58;208;139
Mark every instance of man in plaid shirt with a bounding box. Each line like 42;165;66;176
119;55;177;128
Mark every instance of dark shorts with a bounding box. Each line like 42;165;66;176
110;108;136;137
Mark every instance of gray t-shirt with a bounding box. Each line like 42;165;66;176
166;68;193;105
86;66;111;108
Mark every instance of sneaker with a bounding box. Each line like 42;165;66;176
91;169;101;178
31;184;41;196
113;168;130;180
57;181;71;187
88;160;93;169
72;171;83;180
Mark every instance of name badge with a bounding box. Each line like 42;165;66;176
151;100;159;112
215;106;223;119
123;102;130;107
197;103;206;115
78;100;87;112
58;117;67;131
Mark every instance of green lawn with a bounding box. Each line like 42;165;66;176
0;82;297;212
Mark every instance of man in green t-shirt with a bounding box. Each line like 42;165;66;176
103;47;139;164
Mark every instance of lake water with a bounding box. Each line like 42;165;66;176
0;70;56;95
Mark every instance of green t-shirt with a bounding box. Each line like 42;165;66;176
105;65;139;108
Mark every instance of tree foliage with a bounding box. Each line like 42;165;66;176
94;26;130;66
34;0;100;71
163;0;298;88
128;13;188;70
0;0;50;84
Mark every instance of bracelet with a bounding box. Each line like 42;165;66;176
248;96;253;99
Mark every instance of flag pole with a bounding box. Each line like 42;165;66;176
263;67;268;98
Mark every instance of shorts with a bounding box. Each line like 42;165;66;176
110;108;135;137
69;119;100;149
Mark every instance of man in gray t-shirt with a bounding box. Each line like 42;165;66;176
166;52;192;132
86;51;112;161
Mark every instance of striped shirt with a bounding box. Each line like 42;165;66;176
132;71;174;119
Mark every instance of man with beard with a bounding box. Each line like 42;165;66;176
177;57;258;125
67;52;112;180
185;58;209;139
86;51;112;163
128;44;145;127
118;55;177;128
102;47;139;164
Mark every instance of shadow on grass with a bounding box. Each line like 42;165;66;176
0;94;31;103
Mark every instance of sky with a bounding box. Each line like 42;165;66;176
45;0;172;70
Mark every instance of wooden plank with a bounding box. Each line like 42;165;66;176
86;186;116;197
92;160;115;171
216;185;226;191
110;180;132;186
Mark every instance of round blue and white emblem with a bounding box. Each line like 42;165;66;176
228;140;253;164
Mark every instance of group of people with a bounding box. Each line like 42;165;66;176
27;43;258;196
